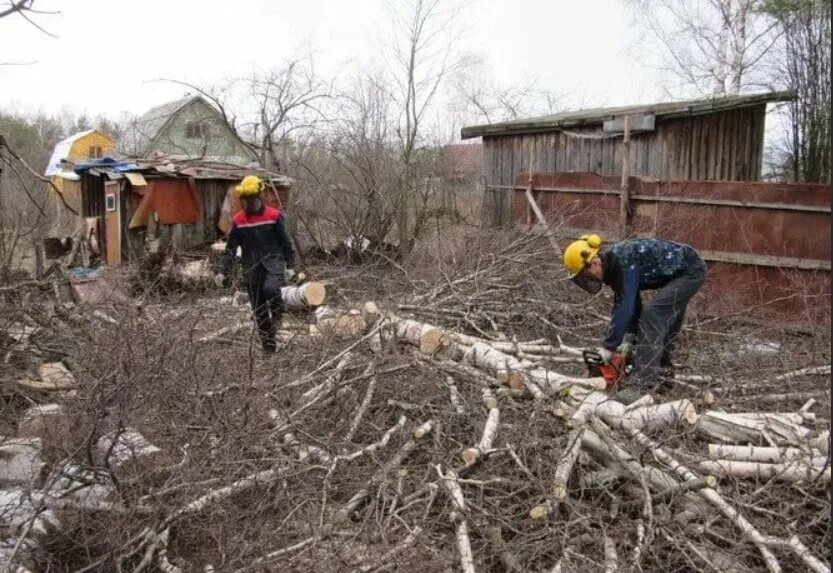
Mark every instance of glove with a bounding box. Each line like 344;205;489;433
596;347;614;364
617;333;636;357
214;273;225;288
285;268;296;282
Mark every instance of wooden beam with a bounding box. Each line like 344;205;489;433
487;184;830;214
630;194;831;214
700;250;831;271
619;115;631;236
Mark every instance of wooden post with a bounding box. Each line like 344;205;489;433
619;115;631;236
524;144;562;256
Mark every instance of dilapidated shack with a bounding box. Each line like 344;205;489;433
462;91;794;226
69;156;291;265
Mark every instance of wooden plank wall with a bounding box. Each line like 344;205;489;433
509;172;832;324
482;105;767;226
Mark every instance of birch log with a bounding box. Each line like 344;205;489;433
315;306;366;337
698;458;831;483
280;282;326;308
464;342;525;389
707;445;807;463
391;318;449;355
97;429;162;473
618;400;699;432
437;467;476;573
620;425;785;573
461;388;499;467
553;428;584;499
698;411;811;445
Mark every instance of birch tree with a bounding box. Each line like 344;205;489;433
627;0;781;95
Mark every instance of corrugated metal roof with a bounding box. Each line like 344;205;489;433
460;90;795;140
44;129;96;176
75;154;292;186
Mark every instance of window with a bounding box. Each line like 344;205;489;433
186;121;210;139
105;194;117;212
89;146;103;158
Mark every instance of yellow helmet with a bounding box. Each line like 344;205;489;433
236;175;265;198
563;234;603;277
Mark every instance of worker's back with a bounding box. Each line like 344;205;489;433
604;238;697;290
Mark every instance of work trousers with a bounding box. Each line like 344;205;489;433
631;254;707;389
246;265;285;351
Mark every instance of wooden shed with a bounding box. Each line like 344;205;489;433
461;91;794;226
70;156;291;266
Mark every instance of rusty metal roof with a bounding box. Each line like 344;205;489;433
460;90;795;140
73;154;291;186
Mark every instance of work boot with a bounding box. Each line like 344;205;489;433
261;338;277;354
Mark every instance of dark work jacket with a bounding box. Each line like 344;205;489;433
219;206;295;277
600;238;699;350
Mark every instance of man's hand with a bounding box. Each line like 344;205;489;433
596;347;614;364
617;333;636;357
214;273;226;288
285;268;296;282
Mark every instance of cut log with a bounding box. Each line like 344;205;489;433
464;342;525;388
620;400;699;432
18;362;77;391
620;424;785;573
527;368;607;394
390;318;449;355
707;445;806;463
699;458;831;483
461;388;500;467
553;428;584;499
698;411;811;445
315;306;366;337
280;281;326;308
97;429;162;473
437;467;476;573
446;377;467;415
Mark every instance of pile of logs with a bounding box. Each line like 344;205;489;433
1;231;830;572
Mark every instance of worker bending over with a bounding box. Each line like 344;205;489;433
563;234;706;403
215;176;295;353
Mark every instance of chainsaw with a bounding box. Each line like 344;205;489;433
583;349;632;393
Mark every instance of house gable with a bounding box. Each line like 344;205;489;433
130;96;257;164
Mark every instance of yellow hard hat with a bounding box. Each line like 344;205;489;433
563;234;603;277
236;175;265;198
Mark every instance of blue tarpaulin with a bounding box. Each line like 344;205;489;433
73;157;139;174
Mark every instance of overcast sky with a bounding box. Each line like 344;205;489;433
0;0;663;121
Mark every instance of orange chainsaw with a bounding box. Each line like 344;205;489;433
583;349;632;393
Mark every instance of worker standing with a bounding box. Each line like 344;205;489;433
215;176;295;353
563;234;706;403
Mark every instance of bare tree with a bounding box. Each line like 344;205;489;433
384;0;470;253
451;58;565;126
762;0;830;183
627;0;781;95
0;0;58;36
248;55;333;171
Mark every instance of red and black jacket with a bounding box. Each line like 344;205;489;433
220;206;295;275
